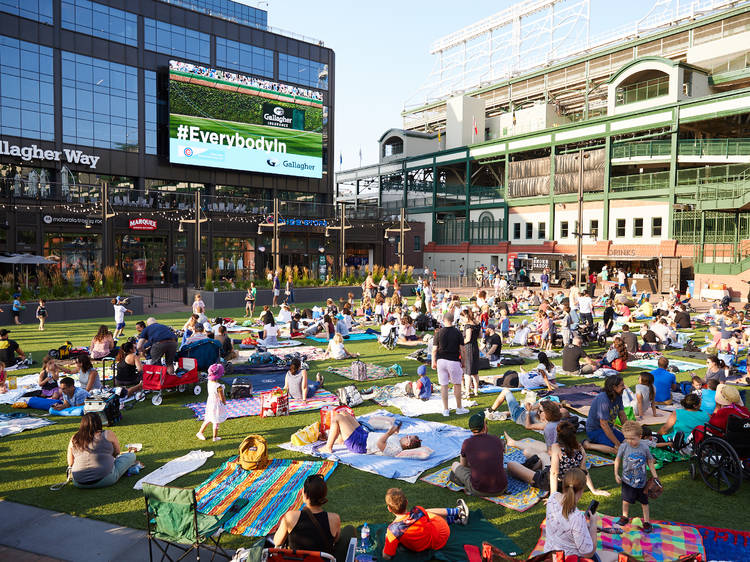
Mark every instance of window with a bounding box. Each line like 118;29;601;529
616;218;626;238
615;74;669;106
159;0;268;29
145;70;158;155
17;229;37;246
216;37;274;79
61;52;138;151
279;53;328;90
143;18;210;63
0;0;53;24
0;36;54;140
634;217;644;237
560;221;569;238
590;220;599;238
513;223;521;239
537;222;546;239
414;235;421;251
652;217;663;237
61;0;137;46
525;223;533;239
44;233;102;276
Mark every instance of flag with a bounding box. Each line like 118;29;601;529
438;129;441;143
339;152;342;165
359;148;362;165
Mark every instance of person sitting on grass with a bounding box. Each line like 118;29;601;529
273;474;356;562
614;420;659;533
382;488;468;560
323;333;359;360
284;358;325;403
656;393;709;444
319;411;423;457
583;375;627;456
89;325;117;360
114;341;143;398
500;400;566;466
38;355;74;400
448;412;508;497
68;412;138;488
75;354;101;392
49;376;89;416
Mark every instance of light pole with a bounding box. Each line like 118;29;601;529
178;191;208;287
101;182;115;269
384;208;411;272
325;201;351;278
257;197;281;272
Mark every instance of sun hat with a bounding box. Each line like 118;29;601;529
207;363;225;381
715;383;741;406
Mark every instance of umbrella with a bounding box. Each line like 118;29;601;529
0;254;56;288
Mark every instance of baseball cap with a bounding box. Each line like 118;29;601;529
417;365;427;376
468;412;485;431
0;329;10;336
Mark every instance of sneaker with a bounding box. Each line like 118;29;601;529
642;522;653;533
455;407;470;415
456;498;469;525
442;409;450;417
212;437;221;442
615;517;630;527
196;433;206;440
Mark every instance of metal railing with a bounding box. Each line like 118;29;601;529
470;185;504;201
677;164;750;187
614;75;669;106
433;219;506;245
610;170;670;192
612;138;750;159
612;141;672;159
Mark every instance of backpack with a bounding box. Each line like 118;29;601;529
231;382;253;399
248;352;277;366
49;342;73;360
337;384;364;407
350;360;368;381
83;391;121;426
238;434;269;470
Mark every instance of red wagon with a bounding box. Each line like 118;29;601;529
143;358;201;405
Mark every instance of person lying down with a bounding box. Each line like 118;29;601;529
319;411;433;458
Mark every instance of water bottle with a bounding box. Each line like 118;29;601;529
359;522;370;553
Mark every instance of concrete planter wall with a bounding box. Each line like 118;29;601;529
0;296;144;325
189;285;416;311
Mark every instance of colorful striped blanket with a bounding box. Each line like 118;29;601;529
185;389;338;419
327;363;394;381
195;457;337;536
532;515;706;561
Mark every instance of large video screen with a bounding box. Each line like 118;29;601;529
168;60;324;178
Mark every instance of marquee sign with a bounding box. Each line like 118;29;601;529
129;218;157;231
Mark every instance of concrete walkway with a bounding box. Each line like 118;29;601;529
0;500;234;561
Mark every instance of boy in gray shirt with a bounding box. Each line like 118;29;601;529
614;420;659;532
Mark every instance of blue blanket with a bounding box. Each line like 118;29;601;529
308;333;378;343
225;372;287;392
279;409;471;483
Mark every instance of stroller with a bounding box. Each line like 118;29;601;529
379;327;398;350
577;320;607;346
177;338;221;372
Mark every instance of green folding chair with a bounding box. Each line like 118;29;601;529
143;483;247;562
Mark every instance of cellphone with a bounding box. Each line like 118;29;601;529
394;420;403;429
586;500;599;516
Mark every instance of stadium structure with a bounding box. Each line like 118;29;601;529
336;0;750;299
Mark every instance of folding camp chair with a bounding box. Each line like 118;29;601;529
143;483;247;562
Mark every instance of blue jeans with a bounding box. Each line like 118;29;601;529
503;390;528;425
586;426;624;448
305;381;321;399
73;453;136;488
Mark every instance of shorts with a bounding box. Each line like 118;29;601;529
436;359;463;385
116;322;126;330
541;282;549;291
621;482;649;505
273;289;280;296
12;310;19;318
449;464;505;497
405;335;417;341
586;426;624;448
344;425;368;454
150;339;177;367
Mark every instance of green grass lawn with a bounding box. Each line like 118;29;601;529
0;303;748;553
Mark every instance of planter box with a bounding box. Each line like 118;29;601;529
189;285;416;311
0;296;144;324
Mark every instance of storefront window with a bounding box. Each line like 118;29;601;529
17;230;37;247
44;233;102;276
213;237;254;281
175;234;187;249
116;234;168;284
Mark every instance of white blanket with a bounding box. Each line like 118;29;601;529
383;394;477;417
0;414;54;437
134;450;215;490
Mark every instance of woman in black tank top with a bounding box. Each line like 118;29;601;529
273;475;355;561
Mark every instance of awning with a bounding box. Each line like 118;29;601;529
586;255;659;261
0;253;56;264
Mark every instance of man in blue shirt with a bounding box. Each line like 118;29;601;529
540;269;550;293
136;317;178;375
650;356;677;404
50;376;89;415
585;375;627;455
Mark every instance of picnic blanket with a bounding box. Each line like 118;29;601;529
0;413;54;437
628;358;704;372
279;410;471;483
421;443;612;513
225;372;287;393
384;394;477;417
531;515;706;561
327;363;393;381
670;522;750;562
671;349;710;361
265;345;327;362
185;389;338;419
0;386;31;405
364;509;523;561
573;404;671;426
548;384;603;410
195;457;336;537
308;333;378;343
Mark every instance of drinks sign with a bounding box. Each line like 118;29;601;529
129;218;157;231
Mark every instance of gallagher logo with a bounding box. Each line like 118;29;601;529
183;147;194;157
273;107;284;116
129;218;158;231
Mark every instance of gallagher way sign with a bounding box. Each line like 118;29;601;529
0;140;101;169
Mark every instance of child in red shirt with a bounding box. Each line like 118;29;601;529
382;488;468;559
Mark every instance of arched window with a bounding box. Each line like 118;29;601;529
478;211;494;239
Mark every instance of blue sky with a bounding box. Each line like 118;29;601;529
267;0;676;172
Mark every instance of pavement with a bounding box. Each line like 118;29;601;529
0;500;234;562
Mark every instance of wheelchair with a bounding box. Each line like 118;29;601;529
687;414;750;495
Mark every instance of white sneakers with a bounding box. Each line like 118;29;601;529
484;409;509;421
455;407;470;415
442;409;450;417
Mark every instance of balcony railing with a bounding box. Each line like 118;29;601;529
612;141;672;159
612;138;750;160
433;219;505;245
610;170;670;192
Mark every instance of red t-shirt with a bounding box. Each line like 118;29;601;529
461;433;507;494
709;403;750;432
383;507;449;557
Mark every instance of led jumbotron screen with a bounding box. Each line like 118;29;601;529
168;60;324;178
